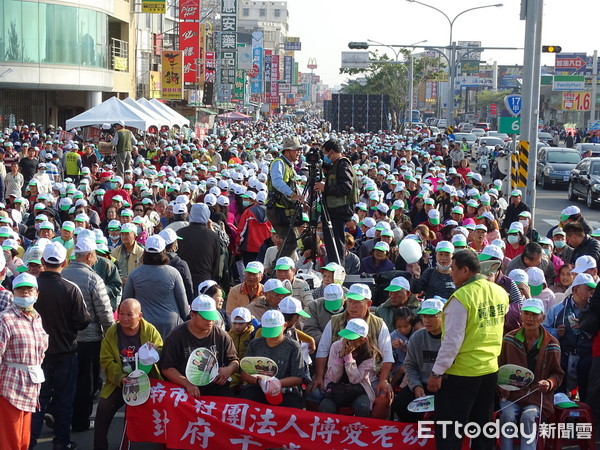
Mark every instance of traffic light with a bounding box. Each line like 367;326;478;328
348;42;369;50
490;103;497;115
542;45;562;53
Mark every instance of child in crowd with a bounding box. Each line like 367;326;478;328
390;307;416;387
550;264;574;304
228;307;255;392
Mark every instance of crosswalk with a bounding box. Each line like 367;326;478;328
541;219;600;230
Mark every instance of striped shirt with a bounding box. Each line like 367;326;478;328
0;304;49;412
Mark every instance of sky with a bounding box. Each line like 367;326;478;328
286;0;600;89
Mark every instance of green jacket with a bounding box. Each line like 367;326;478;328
99;319;163;399
375;295;421;332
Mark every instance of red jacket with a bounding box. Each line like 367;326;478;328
236;204;271;253
102;189;132;216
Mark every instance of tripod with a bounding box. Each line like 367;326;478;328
276;164;341;267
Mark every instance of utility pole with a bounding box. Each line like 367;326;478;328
591;50;598;124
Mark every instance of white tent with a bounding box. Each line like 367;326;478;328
122;97;173;128
137;98;181;127
65;97;155;131
149;98;190;127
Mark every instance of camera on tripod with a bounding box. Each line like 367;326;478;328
305;146;323;166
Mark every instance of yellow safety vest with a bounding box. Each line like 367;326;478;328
443;276;508;377
267;156;297;209
64;152;81;176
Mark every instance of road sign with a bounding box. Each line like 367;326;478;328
457;41;481;61
341;52;369;69
504;95;523;116
461;61;480;74
555;53;587;73
553;75;585;91
499;117;521;134
589;121;600;131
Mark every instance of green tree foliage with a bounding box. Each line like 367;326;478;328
339;49;445;129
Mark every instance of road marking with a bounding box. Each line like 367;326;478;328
542;219;600;229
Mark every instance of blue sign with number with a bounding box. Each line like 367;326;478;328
504;95;522;117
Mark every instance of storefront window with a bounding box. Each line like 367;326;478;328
0;1;108;68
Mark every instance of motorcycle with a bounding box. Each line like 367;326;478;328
477;152;490;176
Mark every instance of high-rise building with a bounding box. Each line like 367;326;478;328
0;0;136;130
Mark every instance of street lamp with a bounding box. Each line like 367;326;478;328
406;0;503;124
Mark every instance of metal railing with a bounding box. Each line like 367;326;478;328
111;38;129;72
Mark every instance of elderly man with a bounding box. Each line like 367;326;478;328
111;120;137;176
94;298;163;450
177;203;221;293
310;283;394;419
499;298;564;450
274;256;313;307
304;284;346;348
506;242;556;287
226;261;264;315
111;223;144;285
0;273;48;450
62;237;114;432
160;295;239;398
266;136;305;258
564;222;600;264
247;278;290;321
427;250;509;450
375;276;413;331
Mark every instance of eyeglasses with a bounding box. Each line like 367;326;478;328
134;209;144;213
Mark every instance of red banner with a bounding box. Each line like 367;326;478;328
127;380;435;449
180;0;201;20
180;21;200;83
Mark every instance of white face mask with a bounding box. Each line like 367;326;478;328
13;296;37;309
519;219;529;227
507;235;520;245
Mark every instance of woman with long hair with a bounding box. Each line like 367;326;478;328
122;235;188;337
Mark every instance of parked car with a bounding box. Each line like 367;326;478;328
429;126;440;136
457;122;473;132
537;132;555;146
568;157;600;208
574;142;600;157
486;131;510;141
475;122;492;132
471;127;485;137
436;119;448;128
537;147;581;189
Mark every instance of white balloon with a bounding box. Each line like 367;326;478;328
399;239;423;264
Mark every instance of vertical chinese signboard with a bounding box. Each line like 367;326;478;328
220;0;238;87
270;55;280;105
250;31;264;95
232;70;245;101
283;56;293;84
264;50;272;104
161;51;183;99
180;22;200;83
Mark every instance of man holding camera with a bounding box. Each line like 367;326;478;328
266;136;305;258
314;140;358;265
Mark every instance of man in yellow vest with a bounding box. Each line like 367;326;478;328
63;144;82;183
266;136;305;258
111;120;137;176
427;249;509;450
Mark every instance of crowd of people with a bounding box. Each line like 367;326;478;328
0;118;599;450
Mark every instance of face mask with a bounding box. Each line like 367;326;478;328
519;219;529;227
323;154;332;164
110;182;118;190
242;200;251;207
13;296;37;309
543;248;551;257
554;240;566;249
317;231;324;239
437;263;451;272
110;235;120;242
507;235;519;245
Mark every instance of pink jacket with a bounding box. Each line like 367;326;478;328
324;339;377;408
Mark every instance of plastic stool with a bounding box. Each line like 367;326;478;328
547;401;595;450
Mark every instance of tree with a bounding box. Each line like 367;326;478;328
476;89;513;112
340;49;445;129
6;21;21;61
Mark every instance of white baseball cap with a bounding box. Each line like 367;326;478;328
245;261;264;274
120;223;138;235
572;273;598;289
231;307;252;323
13;272;37;289
435;241;454;253
261;310;285;338
190;294;220;320
159;228;182;245
560;205;581;222
526;267;546;296
373;241;390;253
42;241;67;264
521;298;545;315
74;237;96;253
145;235;166;253
263;278;290;294
571;255;597;274
338;318;369;340
419;298;445;315
346;283;372;301
323;284;345;312
278;296;310;318
274;256;295;271
478;245;503;261
173;203;187;215
384;276;411;292
508;269;528;284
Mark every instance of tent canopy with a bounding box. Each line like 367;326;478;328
65;97;155;131
217;111;252;122
149;98;190;127
122;97;174;128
